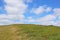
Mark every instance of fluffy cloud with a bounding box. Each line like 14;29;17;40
26;15;56;25
55;20;60;26
31;6;52;15
5;0;27;15
36;15;56;25
52;8;60;26
1;0;28;25
36;8;60;26
53;8;60;16
31;6;45;14
27;17;35;22
45;7;52;13
36;15;56;22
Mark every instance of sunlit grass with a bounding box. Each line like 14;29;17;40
0;24;60;40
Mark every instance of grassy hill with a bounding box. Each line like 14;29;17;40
0;24;60;40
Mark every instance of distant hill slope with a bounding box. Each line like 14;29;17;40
0;24;60;40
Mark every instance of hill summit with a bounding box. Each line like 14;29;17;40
0;24;60;40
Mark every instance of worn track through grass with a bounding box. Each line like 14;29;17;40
0;24;60;40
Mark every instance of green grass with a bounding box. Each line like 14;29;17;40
0;24;60;40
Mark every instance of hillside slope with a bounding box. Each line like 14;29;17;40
0;24;60;40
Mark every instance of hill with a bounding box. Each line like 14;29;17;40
0;24;60;40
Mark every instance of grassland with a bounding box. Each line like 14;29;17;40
0;24;60;40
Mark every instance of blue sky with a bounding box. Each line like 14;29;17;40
0;0;60;26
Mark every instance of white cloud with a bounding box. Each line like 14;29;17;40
0;0;28;25
36;15;56;22
5;0;27;14
38;21;55;25
34;15;56;25
26;15;56;25
0;19;13;25
55;21;60;26
45;7;52;13
25;16;35;23
0;14;25;25
53;8;60;16
31;6;45;14
52;8;60;26
31;6;52;15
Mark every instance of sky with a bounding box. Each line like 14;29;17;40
0;0;60;26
